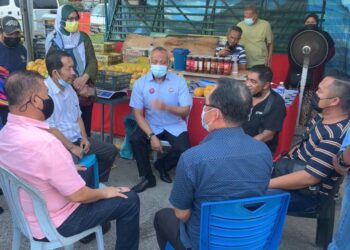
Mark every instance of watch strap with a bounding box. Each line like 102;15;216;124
147;132;155;140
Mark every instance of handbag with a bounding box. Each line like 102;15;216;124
273;157;319;196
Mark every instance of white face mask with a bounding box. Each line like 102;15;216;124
244;18;254;26
151;64;168;78
201;108;216;131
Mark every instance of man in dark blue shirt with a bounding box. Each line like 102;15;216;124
0;16;27;126
154;78;273;250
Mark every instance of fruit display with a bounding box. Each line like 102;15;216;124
26;59;48;78
193;85;215;97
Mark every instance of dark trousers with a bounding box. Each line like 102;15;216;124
80;104;93;137
154;208;187;250
71;137;118;182
0;106;9;126
130;127;190;179
57;167;140;250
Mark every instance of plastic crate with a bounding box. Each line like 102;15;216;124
95;71;131;91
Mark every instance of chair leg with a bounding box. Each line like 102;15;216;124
95;226;105;250
315;211;335;250
30;241;43;250
11;227;21;250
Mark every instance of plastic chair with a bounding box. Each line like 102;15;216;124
166;193;290;250
79;154;99;188
0;166;104;250
288;177;344;250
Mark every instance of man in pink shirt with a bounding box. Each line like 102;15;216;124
0;70;140;250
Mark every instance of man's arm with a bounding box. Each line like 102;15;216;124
269;170;320;190
78;117;88;140
49;127;84;158
174;208;191;222
67;186;129;203
254;130;275;142
151;99;190;118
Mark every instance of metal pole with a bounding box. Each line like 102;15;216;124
19;0;33;61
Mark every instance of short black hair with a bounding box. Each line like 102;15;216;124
244;5;258;14
249;65;273;84
5;70;44;106
45;50;72;77
304;13;319;25
227;26;242;35
210;78;252;124
326;70;350;113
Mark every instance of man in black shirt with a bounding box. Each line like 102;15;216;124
243;65;286;153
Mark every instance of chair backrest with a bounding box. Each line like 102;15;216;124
0;166;66;243
200;193;290;250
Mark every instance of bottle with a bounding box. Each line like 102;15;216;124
231;55;238;74
186;56;192;71
217;58;224;75
204;57;211;74
198;57;204;73
223;57;232;75
210;57;218;74
276;82;285;99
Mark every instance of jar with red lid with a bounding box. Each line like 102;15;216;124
210;57;218;74
223;57;232;75
217;58;224;75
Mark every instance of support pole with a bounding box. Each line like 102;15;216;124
19;0;33;61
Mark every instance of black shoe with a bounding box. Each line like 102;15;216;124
0;206;3;214
80;221;111;244
131;177;156;193
155;162;172;183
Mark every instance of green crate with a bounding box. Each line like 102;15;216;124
95;71;131;91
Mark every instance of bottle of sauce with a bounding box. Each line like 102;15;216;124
186;56;192;72
198;56;204;73
223;57;232;75
217;58;224;75
193;56;199;72
210;57;218;74
204;57;211;74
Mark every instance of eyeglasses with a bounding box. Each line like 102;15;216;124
66;16;80;22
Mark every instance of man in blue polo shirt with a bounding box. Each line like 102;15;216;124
129;46;192;193
154;79;273;250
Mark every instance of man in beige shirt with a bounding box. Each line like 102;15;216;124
237;5;273;68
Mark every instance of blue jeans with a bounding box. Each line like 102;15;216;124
267;189;320;213
57;167;140;250
328;173;350;250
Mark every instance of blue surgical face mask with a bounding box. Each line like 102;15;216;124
56;71;70;88
244;18;254;26
201;108;215;132
151;64;168;78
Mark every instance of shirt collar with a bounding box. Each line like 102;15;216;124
203;127;245;142
6;113;49;130
145;71;171;82
45;76;62;95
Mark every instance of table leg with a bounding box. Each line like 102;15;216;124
109;103;114;144
101;103;105;142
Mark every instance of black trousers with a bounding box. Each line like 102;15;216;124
130;127;190;179
154;208;187;250
80;103;93;137
0;106;9;126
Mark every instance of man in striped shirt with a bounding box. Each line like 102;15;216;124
269;73;350;213
215;26;247;70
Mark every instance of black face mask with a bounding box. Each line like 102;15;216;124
3;36;21;47
310;94;322;113
36;95;55;120
253;91;263;98
304;24;318;30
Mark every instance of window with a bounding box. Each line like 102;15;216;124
0;0;10;7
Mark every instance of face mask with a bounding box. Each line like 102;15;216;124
151;64;168;78
64;21;79;33
304;24;317;30
244;18;254;26
310;94;322;113
36;95;55;120
56;71;70;88
253;91;263;98
201;108;215;131
4;36;21;47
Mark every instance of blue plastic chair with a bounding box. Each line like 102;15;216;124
79;154;99;188
166;193;290;250
0;166;105;250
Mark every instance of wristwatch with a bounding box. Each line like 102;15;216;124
147;132;155;140
337;151;350;168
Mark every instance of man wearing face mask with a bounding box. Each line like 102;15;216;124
243;65;286;154
44;51;118;186
0;70;140;250
129;47;192;193
237;5;273;68
269;72;350;214
0;16;27;126
154;78;273;250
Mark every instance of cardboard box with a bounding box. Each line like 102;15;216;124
93;42;116;53
122;48;149;63
95;53;122;65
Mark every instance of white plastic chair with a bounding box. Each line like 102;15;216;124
0;166;104;250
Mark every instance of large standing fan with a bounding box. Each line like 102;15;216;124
289;29;329;124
